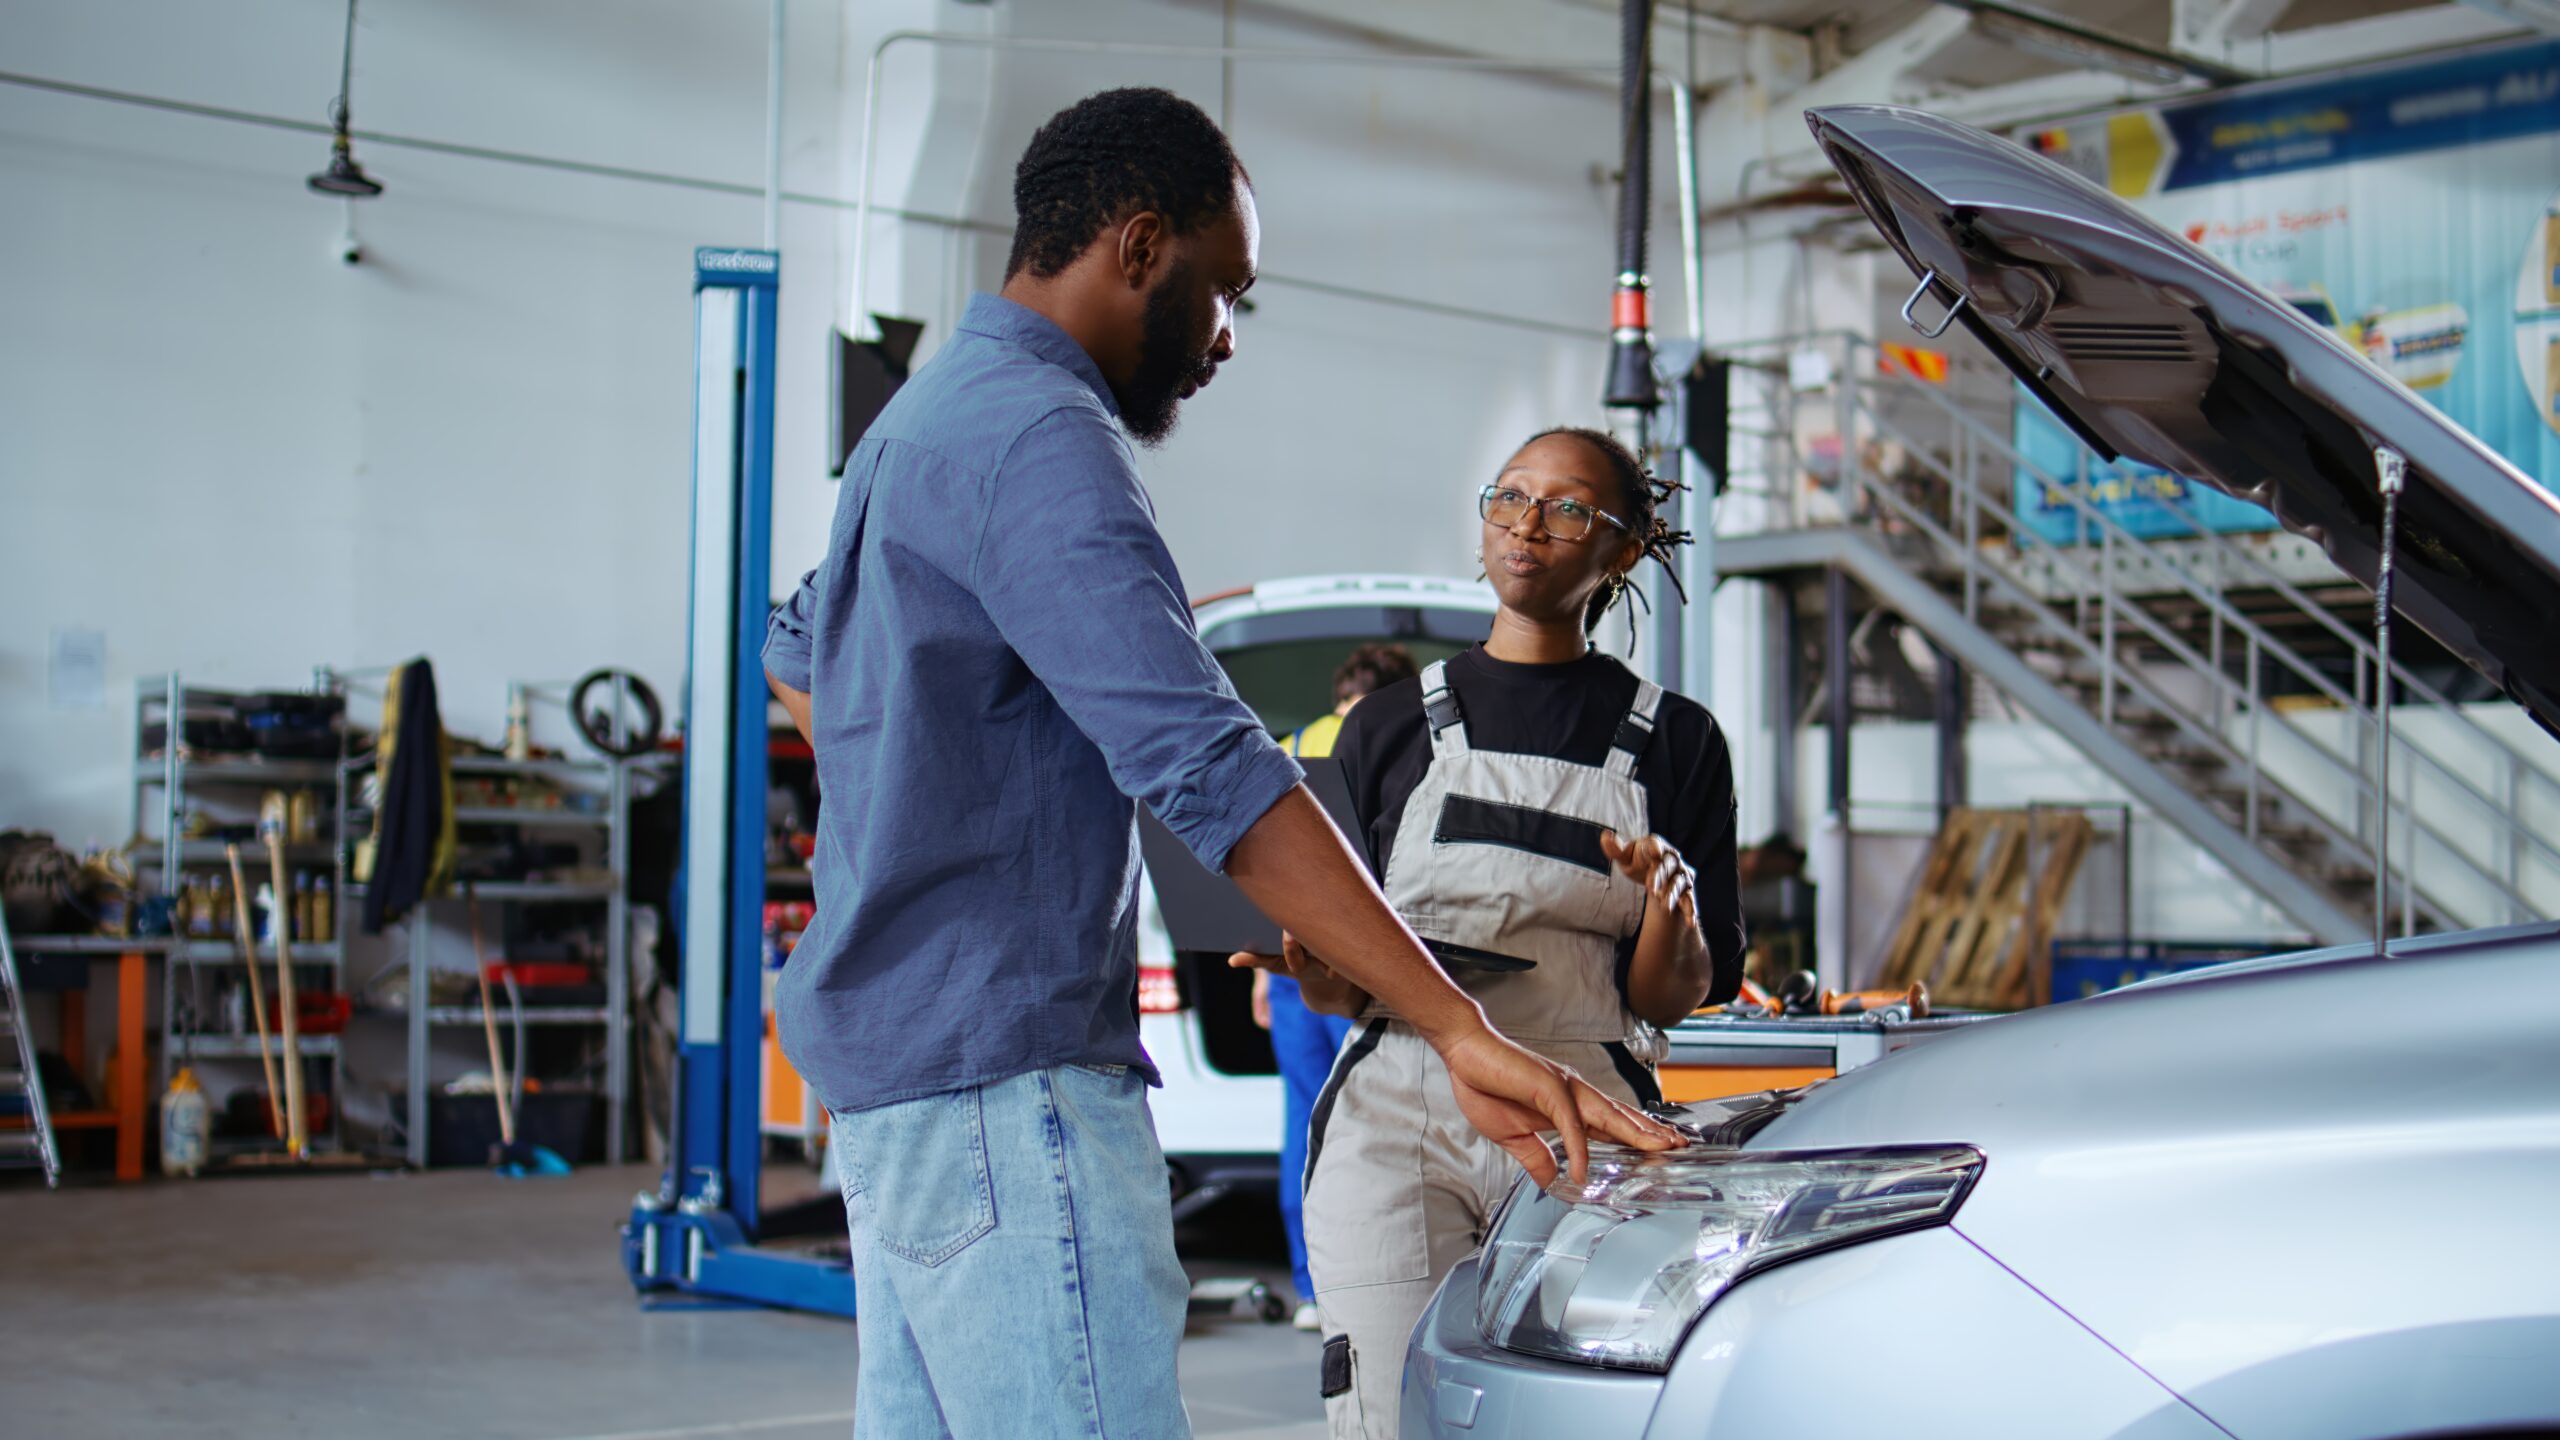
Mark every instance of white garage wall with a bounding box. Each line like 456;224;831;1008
0;0;857;848
5;0;1702;853
797;0;1693;601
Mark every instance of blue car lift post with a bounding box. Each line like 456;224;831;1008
621;247;858;1318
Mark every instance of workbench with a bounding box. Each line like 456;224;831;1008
10;935;155;1182
1660;1010;1994;1104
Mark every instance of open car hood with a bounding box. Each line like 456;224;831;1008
1805;103;2560;739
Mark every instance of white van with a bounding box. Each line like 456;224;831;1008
1142;574;1497;1214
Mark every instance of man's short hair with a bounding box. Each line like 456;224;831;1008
1006;88;1248;281
1334;644;1419;706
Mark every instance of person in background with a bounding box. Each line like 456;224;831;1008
1281;644;1417;764
1254;642;1419;1329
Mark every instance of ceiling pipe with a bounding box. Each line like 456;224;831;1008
1604;0;1661;414
763;0;783;250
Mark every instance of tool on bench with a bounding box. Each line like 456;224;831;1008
1694;975;1784;1018
1777;970;1932;1019
1820;982;1930;1018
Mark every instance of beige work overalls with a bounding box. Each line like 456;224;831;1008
1304;660;1665;1440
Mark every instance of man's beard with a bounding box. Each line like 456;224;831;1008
1117;262;1217;448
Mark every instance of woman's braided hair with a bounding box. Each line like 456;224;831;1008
1520;426;1695;642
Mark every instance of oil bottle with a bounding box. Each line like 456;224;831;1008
160;1067;210;1177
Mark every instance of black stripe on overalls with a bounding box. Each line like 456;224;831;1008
1602;1040;1664;1110
1303;1017;1391;1188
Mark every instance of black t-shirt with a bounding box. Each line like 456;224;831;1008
1332;645;1746;1006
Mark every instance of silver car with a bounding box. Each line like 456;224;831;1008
1401;104;2560;1440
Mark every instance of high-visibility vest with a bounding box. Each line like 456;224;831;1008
1283;711;1344;759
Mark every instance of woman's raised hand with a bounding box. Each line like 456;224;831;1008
1600;830;1697;930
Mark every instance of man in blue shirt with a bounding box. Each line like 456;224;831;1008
764;89;1671;1438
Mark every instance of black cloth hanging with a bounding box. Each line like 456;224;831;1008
361;658;453;933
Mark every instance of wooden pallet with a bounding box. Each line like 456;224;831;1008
2007;812;2095;1009
1877;808;2093;1009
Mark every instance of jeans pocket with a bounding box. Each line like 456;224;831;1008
827;1110;863;1208
846;1088;997;1268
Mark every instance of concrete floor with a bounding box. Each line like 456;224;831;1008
0;1164;1325;1440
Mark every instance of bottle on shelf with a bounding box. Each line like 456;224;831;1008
504;683;533;763
161;1068;209;1178
188;876;219;938
289;789;322;844
294;873;313;942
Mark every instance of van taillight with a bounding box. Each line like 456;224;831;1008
1138;965;1182;1015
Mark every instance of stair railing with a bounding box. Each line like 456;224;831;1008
1717;329;2552;930
0;908;60;1187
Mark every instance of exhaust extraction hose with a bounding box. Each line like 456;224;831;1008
1605;0;1660;412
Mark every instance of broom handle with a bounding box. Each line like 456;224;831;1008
469;890;515;1143
266;835;308;1157
224;846;284;1139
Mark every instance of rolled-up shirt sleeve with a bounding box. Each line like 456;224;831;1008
763;568;820;694
974;407;1302;872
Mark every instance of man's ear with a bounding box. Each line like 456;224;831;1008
1116;210;1167;290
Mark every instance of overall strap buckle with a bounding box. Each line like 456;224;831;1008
1606;681;1664;779
1420;659;1471;757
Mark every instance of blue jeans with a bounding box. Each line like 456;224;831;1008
1268;977;1357;1302
832;1064;1191;1439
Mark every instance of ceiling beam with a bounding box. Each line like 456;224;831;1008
1914;68;2202;130
2173;0;2296;55
2457;0;2560;33
1229;0;1778;89
1693;6;1976;201
2174;2;2529;72
1941;0;2254;84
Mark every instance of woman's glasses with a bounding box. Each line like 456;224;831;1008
1479;485;1628;543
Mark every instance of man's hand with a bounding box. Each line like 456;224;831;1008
1250;968;1272;1030
1220;787;1676;1182
1435;1024;1679;1188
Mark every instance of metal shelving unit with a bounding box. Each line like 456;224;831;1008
184;1033;341;1060
134;674;352;1160
347;750;636;1169
423;1007;612;1026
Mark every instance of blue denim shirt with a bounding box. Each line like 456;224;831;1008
763;294;1302;1112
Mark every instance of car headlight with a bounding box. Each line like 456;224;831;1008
1474;1143;1982;1371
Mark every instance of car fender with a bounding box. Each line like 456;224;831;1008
1639;1227;2218;1440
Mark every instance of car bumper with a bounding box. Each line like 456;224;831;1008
1405;1227;2228;1440
1402;1255;1667;1439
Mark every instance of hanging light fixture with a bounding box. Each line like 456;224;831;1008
307;0;382;198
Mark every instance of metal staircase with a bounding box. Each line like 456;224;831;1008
1716;333;2560;945
0;910;61;1187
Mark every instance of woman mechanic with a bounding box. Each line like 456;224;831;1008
1233;427;1746;1439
